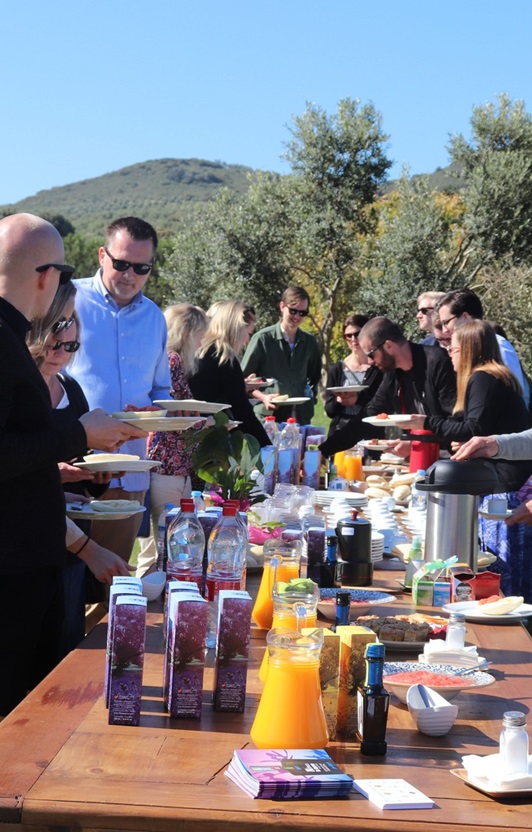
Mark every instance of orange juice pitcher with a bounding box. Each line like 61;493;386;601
251;628;328;749
252;546;301;630
344;446;365;482
258;579;319;682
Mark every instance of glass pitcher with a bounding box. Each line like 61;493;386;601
258;579;319;682
251;628;328;749
252;544;301;630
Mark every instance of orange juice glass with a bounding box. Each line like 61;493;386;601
252;548;301;630
251;628;328;749
334;451;347;479
258;581;319;682
344;448;364;482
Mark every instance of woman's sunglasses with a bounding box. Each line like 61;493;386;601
344;331;361;340
46;340;80;353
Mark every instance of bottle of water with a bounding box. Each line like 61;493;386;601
410;470;427;512
205;503;248;647
263;416;280;446
156;503;175;571
166;498;205;590
190;490;205;513
278;418;301;484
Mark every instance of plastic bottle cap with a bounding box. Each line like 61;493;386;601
265;416;276;421
335;590;351;607
222;504;238;516
366;643;385;659
180;499;194;510
287;417;297;423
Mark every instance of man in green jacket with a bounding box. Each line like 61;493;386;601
241;285;322;425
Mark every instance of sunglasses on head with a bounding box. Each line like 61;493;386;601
287;307;309;317
36;263;75;286
46;340;80;353
105;248;153;276
344;331;361;340
52;316;75;335
417;306;434;315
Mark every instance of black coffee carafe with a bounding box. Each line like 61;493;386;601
335;510;372;587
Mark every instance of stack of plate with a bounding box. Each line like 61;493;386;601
371;530;385;562
313;490;368;509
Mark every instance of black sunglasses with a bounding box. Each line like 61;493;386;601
46;340;80;353
36;263;75;286
287;307;309;317
105;248;153;276
344;331;361;340
417;306;434;315
365;341;386;360
52;316;75;335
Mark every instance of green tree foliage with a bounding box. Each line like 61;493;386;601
449;94;532;265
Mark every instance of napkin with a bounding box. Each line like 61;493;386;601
462;753;532;790
419;642;483;667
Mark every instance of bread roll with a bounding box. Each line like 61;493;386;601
366;486;391;499
393;484;411;503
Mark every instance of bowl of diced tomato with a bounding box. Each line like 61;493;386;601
382;662;496;703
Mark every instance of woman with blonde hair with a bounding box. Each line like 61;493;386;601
137;304;208;575
189;300;269;447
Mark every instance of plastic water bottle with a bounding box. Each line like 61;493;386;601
166;498;205;590
410;469;427;512
205;503;248;647
263;416;280;446
278;418;301;484
156;503;175;571
191;490;205;513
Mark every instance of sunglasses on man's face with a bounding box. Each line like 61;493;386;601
46;340;80;353
105;248;153;276
36;263;75;286
286;307;309;317
417;306;434;315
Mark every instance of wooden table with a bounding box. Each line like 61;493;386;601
1;572;532;832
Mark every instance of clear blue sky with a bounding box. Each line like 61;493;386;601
2;0;531;205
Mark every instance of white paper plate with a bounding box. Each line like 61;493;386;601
271;396;310;405
74;459;162;473
479;509;514;521
113;415;205;432
359;440;393;452
362;415;415;427
153;399;230;414
245;378;275;389
66;503;146;521
326;385;368;394
442;600;532;623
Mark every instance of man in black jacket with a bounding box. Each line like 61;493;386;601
359;316;456;420
0;213;145;715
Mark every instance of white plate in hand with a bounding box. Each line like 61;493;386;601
326;385;368;394
113;415;205;431
66;502;146;521
271;396;310;405
362;415;415;427
74;459;162;473
479;509;514;521
154;399;230;414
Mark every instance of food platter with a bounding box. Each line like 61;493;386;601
326;385;368;394
442;599;532;623
153;399;231;414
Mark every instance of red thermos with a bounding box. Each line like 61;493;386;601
409;429;440;473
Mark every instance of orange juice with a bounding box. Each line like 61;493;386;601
334;451;347;479
344;452;363;481
252;558;300;630
251;629;328;749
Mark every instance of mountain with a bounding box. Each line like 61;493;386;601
1;158;464;238
1;158;255;236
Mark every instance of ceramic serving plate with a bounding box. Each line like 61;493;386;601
442;600;532;623
382;662;495;703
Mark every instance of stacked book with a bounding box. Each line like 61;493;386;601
225;748;353;799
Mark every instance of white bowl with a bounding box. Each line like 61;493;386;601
383;661;496;703
406;684;458;736
141;571;167;601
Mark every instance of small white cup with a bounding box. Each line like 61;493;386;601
487;497;508;514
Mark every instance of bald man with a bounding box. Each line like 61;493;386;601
0;213;146;715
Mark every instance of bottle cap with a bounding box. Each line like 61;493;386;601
448;612;466;625
335;590;351;607
265;416;276;421
366;642;385;659
222;503;238;516
287;417;297;423
180;498;194;510
503;711;527;727
191;490;202;498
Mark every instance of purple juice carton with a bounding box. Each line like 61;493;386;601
305;523;326;583
168;593;208;719
163;580;201;703
108;595;147;726
213;590;252;713
105;580;142;706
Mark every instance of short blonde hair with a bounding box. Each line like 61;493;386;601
199;300;254;365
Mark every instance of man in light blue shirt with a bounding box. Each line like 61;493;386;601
69;217;171;562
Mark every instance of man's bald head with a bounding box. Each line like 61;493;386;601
0;214;66;319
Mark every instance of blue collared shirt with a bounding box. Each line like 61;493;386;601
68;271;171;490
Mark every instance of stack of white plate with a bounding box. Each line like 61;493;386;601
371;530;385;562
313;490;368;509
